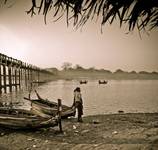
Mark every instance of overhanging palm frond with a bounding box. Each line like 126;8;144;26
5;0;158;31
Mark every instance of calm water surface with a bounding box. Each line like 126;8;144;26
0;80;158;116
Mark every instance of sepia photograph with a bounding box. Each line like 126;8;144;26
0;0;158;149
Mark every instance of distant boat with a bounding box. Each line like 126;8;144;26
118;110;124;114
98;80;108;84
65;78;72;81
32;80;46;84
80;80;88;84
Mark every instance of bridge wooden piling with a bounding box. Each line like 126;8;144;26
0;53;53;94
3;65;7;93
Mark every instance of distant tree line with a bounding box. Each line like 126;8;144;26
47;62;158;75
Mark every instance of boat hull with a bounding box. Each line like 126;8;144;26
0;108;58;129
24;97;76;119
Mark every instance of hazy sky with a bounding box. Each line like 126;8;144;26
0;0;158;72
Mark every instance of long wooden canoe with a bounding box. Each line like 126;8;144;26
24;97;76;119
0;107;58;129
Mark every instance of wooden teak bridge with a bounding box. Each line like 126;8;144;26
0;53;53;94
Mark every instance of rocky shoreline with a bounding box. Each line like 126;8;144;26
0;113;158;150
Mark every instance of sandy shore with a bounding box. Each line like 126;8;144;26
0;113;158;150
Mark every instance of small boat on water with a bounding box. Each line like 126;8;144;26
98;80;108;84
24;91;76;119
0;107;58;129
31;80;46;84
80;80;88;84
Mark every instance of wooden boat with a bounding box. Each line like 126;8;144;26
98;80;108;84
0;107;58;129
80;80;88;84
31;80;46;84
24;91;76;119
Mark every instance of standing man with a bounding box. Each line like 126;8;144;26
72;87;83;122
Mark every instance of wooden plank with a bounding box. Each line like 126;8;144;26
58;99;63;133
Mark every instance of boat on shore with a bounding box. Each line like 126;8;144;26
24;91;76;119
0;107;58;129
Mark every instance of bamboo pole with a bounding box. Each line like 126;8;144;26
57;99;63;133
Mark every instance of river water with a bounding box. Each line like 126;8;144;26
0;80;158;116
